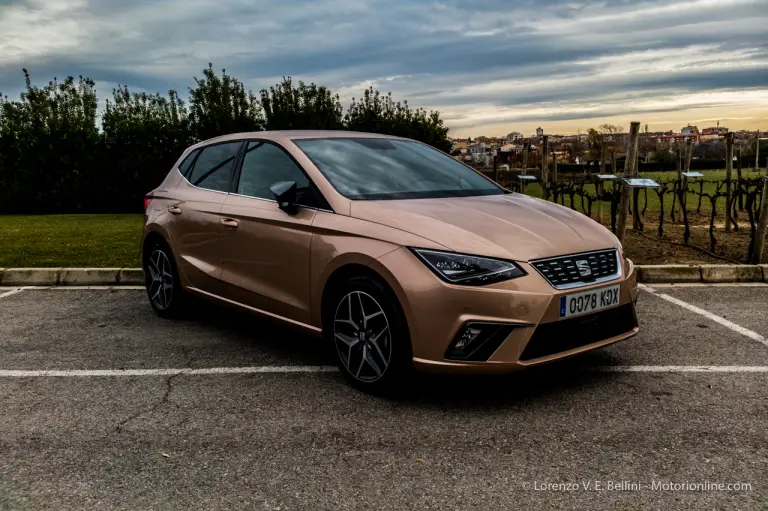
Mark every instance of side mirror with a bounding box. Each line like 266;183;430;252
270;181;298;214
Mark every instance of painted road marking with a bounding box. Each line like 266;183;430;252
590;366;768;373
0;366;339;377
0;365;767;377
642;285;768;349
0;287;30;299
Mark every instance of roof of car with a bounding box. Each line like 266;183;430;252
194;130;407;147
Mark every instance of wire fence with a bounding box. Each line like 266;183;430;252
502;175;766;263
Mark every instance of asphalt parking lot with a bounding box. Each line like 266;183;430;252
1;284;767;509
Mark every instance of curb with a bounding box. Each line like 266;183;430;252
1;265;767;286
636;264;768;284
0;268;145;286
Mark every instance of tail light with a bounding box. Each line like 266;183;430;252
144;192;154;212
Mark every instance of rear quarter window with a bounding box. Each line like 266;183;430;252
186;142;242;193
178;149;200;178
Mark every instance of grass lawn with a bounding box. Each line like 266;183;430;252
0;214;144;268
1;169;763;268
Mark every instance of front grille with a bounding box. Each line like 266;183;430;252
519;303;637;361
531;249;619;289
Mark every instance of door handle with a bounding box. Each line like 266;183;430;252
168;206;182;215
220;218;239;228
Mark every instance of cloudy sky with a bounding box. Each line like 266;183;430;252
1;0;766;136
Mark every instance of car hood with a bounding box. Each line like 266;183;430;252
350;193;620;262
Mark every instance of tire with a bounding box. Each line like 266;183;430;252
324;274;413;395
143;239;185;318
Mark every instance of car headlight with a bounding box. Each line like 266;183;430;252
410;248;526;286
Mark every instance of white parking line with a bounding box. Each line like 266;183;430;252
0;366;339;377
590;366;768;373
0;365;767;377
642;285;768;349
0;287;30;299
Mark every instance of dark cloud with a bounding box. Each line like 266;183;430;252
0;0;766;131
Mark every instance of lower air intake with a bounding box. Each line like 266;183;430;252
519;304;637;361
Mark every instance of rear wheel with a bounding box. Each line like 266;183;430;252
144;240;184;318
326;274;412;395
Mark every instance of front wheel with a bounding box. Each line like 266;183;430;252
144;241;185;318
326;275;412;395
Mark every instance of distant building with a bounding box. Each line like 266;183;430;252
499;143;523;153
702;125;728;136
503;132;523;144
681;124;699;135
700;125;728;141
451;138;470;152
468;142;493;165
535;127;544;137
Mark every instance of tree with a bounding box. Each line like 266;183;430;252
102;86;191;210
0;69;100;213
0;65;455;213
344;87;451;152
260;77;344;130
187;64;263;142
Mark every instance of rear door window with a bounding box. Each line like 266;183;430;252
186;142;242;192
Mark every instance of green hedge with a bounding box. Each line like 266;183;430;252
0;65;451;213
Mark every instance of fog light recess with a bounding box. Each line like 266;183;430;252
446;322;517;361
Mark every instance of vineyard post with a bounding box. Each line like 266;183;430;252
737;146;743;210
751;176;768;264
756;133;761;171
676;147;683;220
552;148;558;182
682;138;693;212
600;137;606;175
522;141;529;174
598;180;605;224
632;142;641;229
684;138;693;173
542;135;550;201
617;122;640;244
725;132;734;232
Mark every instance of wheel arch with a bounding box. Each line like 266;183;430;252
142;231;169;265
318;260;412;343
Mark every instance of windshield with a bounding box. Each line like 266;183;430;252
293;137;504;200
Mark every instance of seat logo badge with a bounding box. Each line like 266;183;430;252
575;260;592;277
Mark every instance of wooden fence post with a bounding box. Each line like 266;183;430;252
725;132;734;232
600;138;606;175
737;146;743;210
598;179;605;224
617;122;640;244
684;138;693;173
552;148;558;182
522;141;528;174
542;135;550;201
751;177;768;264
757;134;761;171
632;133;642;230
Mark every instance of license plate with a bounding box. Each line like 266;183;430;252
559;285;620;318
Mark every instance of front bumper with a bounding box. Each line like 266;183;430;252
374;248;639;374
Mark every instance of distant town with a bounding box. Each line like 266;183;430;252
449;124;766;171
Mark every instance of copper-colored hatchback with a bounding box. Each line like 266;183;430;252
142;131;639;392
